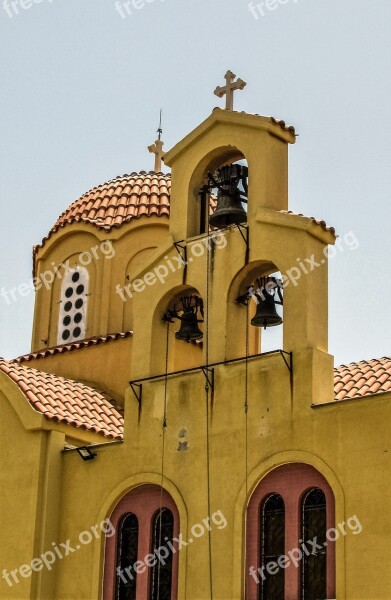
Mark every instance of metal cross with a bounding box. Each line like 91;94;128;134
214;70;247;111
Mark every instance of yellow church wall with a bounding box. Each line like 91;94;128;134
0;374;65;600
31;219;168;371
21;335;132;402
7;106;387;600
44;354;391;600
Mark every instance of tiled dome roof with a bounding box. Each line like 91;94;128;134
33;171;171;264
55;171;171;231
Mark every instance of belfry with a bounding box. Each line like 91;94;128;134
0;73;390;600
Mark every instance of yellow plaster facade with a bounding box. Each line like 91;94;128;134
0;108;390;600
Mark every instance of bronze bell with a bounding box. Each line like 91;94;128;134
209;183;247;229
175;308;203;342
251;290;282;329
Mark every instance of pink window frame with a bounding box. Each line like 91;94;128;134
103;484;179;600
246;463;336;600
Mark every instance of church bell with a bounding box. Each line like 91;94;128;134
251;289;283;329
175;307;203;342
209;164;248;229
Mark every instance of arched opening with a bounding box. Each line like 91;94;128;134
226;262;284;360
246;464;335;600
301;488;327;600
103;484;179;600
151;286;204;374
187;146;248;238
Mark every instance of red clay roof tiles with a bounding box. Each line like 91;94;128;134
0;359;123;440
13;331;132;364
334;357;391;401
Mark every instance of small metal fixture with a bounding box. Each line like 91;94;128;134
237;276;283;329
76;446;97;461
163;295;204;342
208;164;248;229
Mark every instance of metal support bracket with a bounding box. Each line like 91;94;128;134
236;224;250;263
201;367;215;392
130;382;142;408
174;241;188;282
279;351;293;374
174;241;187;265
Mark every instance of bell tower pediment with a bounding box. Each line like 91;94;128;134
163;108;296;241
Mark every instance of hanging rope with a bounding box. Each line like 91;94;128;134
157;320;170;600
244;301;249;600
205;227;214;600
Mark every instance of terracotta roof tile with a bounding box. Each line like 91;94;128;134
279;210;336;236
333;357;391;401
0;360;123;440
13;331;132;364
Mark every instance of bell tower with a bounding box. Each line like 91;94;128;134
129;73;335;408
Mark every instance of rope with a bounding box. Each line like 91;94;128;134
244;302;249;600
157;320;170;600
205;227;214;600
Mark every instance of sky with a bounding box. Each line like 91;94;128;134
0;0;390;364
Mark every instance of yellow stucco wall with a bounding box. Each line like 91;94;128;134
1;110;389;600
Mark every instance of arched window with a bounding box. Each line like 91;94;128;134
149;508;174;600
103;485;179;600
246;464;335;600
259;494;285;600
301;488;327;600
57;266;89;344
116;513;139;600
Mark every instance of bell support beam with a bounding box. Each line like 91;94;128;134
129;349;293;406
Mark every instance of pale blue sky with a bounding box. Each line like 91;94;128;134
0;0;390;363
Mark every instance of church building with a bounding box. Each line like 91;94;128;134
0;72;390;600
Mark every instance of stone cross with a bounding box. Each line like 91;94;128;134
214;70;247;111
148;138;165;173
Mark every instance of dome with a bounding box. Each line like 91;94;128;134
55;170;171;231
34;171;171;258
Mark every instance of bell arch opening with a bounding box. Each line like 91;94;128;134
187;146;249;238
226;261;284;360
151;285;204;374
